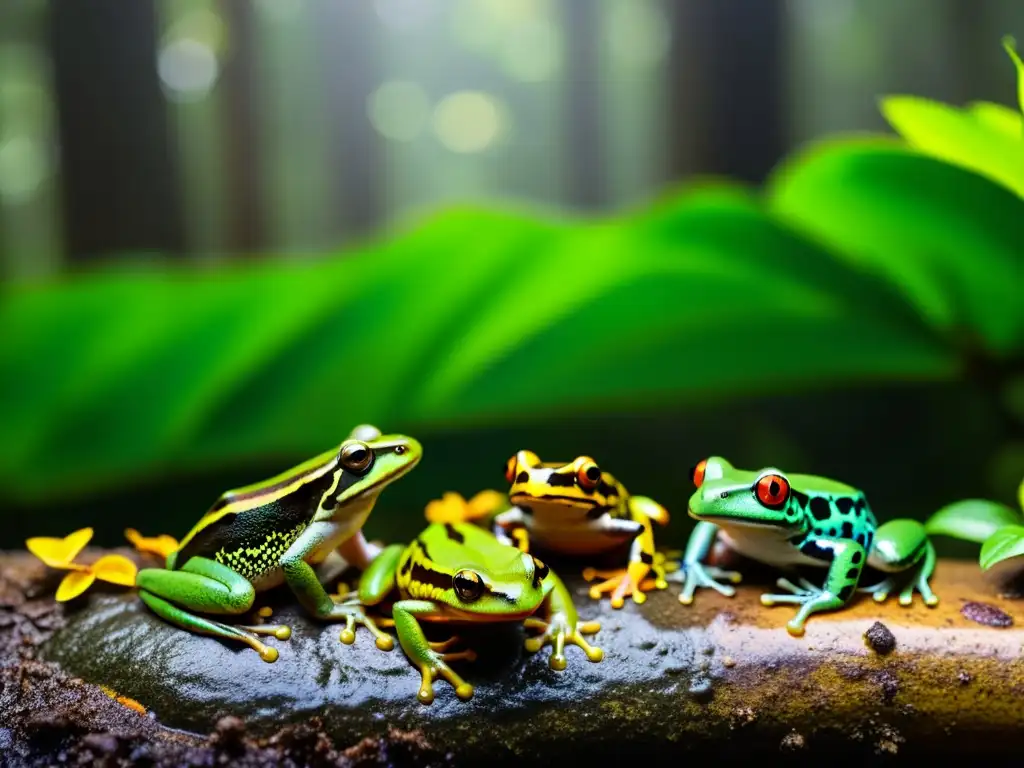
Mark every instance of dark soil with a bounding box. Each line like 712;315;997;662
0;551;450;767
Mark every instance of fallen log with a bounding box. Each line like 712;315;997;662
3;549;1024;765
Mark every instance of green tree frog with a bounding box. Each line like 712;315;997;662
672;456;938;636
135;425;422;661
492;451;670;608
349;520;603;704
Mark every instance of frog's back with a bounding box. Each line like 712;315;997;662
168;462;338;577
789;472;878;538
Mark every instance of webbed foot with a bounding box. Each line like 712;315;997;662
523;614;603;670
860;575;939;607
415;651;477;705
760;577;843;637
666;561;742;605
582;566;660;608
333;600;395;651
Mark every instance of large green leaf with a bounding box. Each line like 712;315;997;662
979;524;1024;570
0;189;956;503
767;140;1024;356
924;499;1023;544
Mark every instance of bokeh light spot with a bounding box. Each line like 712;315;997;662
606;0;670;70
368;80;431;142
157;39;219;102
0;136;50;204
501;19;561;82
432;91;504;154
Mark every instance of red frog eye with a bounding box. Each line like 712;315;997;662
755;473;790;508
576;458;602;490
504;456;517;484
691;459;708;488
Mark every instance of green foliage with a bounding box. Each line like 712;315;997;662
924;500;1022;544
980;525;1024;571
2;42;1024;505
876;37;1024;202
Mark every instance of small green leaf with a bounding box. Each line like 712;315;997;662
1019;475;1024;515
879;95;1024;200
1003;35;1024;116
967;102;1023;139
979;524;1024;570
925;499;1023;543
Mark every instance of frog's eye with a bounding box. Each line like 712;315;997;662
576;458;602;490
691;459;708;488
755;473;790;509
452;570;485;602
505;456;518;484
340;441;374;474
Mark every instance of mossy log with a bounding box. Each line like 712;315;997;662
4;550;1024;765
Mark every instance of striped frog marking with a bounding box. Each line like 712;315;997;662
671;456;938;636
134;425;422;661
348;521;603;705
492;450;670;609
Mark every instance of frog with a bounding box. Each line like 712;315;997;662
492;450;670;609
135;424;422;661
347;520;603;704
671;456;938;636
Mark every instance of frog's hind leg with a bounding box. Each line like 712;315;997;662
860;519;938;607
136;557;289;662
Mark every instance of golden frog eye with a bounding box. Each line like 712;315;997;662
576;457;602;490
452;570;484;602
340;441;374;474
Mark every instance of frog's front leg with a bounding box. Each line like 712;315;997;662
137;558;291;662
760;538;866;637
860;519;939;607
666;521;743;604
391;600;476;705
280;521;390;648
492;507;530;552
581;512;660;608
524;570;603;670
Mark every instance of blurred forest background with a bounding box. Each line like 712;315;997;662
1;0;1023;555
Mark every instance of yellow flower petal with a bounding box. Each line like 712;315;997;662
26;527;94;569
91;555;138;586
425;492;471;523
125;528;179;559
56;570;96;602
467;489;507;518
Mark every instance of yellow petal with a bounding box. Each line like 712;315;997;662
56;570;96;602
91;555;138;586
26;527;94;569
424;492;470;523
467;489;507;518
100;685;147;715
125;528;179;559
